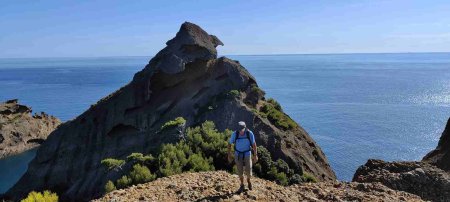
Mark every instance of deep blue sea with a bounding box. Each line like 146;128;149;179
1;53;449;193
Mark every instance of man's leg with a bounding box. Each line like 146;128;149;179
244;155;253;190
235;156;245;192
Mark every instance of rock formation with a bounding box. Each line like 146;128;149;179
423;118;450;171
4;22;335;201
94;171;422;202
353;118;450;202
0;99;61;159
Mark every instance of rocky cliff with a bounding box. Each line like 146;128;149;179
94;171;422;202
423;118;450;171
0;99;61;159
353;118;450;202
4;22;335;201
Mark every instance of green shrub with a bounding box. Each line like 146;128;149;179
260;102;296;130
116;175;132;189
302;172;318;183
251;85;265;97
157;143;190;177
104;180;116;193
228;90;240;98
161;117;186;130
129;164;156;184
275;171;289;186
186;153;214;172
256;146;272;175
21;190;58;202
101;158;125;171
127;153;154;165
185;121;230;169
288;174;303;185
267;98;282;111
274;159;290;174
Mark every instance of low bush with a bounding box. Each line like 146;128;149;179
129;164;156;184
161;117;186;130
21;190;58;202
104;180;116;193
302;172;318;183
228;90;240;98
101;158;125;171
116;175;132;189
260;101;296;130
126;153;154;165
267;98;282;111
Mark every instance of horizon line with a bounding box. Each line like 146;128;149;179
1;51;449;59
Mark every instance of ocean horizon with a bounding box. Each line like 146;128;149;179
1;52;449;193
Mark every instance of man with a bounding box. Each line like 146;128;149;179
228;121;258;192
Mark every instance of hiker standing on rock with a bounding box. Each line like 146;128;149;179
228;121;258;192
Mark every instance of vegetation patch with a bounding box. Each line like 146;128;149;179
101;158;125;171
227;89;240;98
100;120;308;193
253;146;314;185
21;190;58;202
260;99;296;130
161;117;186;130
104;180;116;193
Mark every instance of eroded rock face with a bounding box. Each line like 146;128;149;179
423;118;450;171
4;22;335;201
94;171;422;202
353;119;450;202
0;99;61;159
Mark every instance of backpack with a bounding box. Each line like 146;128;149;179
234;129;252;161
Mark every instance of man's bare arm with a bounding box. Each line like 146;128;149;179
252;143;257;156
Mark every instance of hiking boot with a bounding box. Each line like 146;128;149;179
248;182;252;190
237;184;245;193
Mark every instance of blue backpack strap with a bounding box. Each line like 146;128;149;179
234;129;252;161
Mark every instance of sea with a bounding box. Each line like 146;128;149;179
0;53;449;193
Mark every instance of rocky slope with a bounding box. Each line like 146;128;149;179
94;171;422;202
4;22;335;201
0;99;61;159
353;118;450;202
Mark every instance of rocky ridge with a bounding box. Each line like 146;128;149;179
353;118;450;202
94;171;422;202
5;22;335;201
0;99;61;159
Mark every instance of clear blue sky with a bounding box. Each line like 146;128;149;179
1;0;449;58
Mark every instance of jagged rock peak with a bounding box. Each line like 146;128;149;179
152;22;224;74
422;117;450;171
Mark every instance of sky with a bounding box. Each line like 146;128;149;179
1;0;449;58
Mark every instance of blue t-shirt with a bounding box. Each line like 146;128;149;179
229;130;256;157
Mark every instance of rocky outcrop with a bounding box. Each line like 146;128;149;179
423;118;450;171
94;171;422;202
0;99;61;159
353;159;450;201
353;118;450;202
4;22;335;201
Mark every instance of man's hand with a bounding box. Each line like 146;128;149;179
252;154;258;163
227;153;233;163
